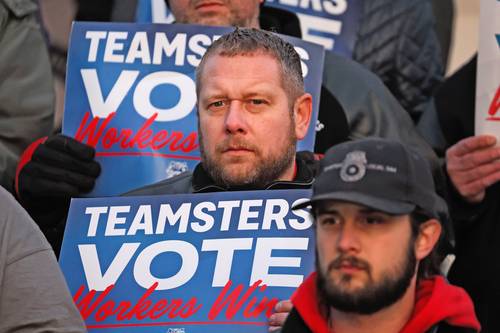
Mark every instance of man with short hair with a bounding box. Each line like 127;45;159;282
280;138;480;333
129;27;314;195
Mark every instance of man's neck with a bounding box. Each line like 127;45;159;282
278;160;297;182
330;281;417;333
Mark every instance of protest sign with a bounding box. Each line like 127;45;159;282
136;0;362;55
265;0;361;55
62;22;324;196
59;189;315;333
475;0;500;139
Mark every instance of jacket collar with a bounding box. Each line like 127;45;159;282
191;151;317;193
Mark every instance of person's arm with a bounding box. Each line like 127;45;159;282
0;0;54;193
0;187;86;332
15;135;100;254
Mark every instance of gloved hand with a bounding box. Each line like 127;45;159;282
15;134;101;229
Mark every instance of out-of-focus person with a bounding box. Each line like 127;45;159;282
0;0;54;194
0;185;86;332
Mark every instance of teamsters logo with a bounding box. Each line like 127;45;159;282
340;151;367;182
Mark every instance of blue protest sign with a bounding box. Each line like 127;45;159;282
136;0;362;54
59;189;315;332
62;22;323;196
136;0;174;23
265;0;361;55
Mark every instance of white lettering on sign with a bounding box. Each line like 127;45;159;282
79;237;310;291
82;30;313;121
266;0;349;50
83;199;313;236
134;240;199;290
268;0;347;15
83;30;311;73
298;13;342;50
84;31;220;66
81;69;195;121
250;237;309;287
78;198;313;291
201;238;254;287
79;242;140;290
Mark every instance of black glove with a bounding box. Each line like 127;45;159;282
15;134;101;231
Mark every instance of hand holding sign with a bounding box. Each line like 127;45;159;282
16;134;100;225
268;299;293;332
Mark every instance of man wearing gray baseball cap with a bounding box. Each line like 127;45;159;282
280;138;479;333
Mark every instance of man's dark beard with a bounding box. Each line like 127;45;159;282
316;241;416;315
198;119;297;189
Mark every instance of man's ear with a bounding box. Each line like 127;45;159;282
293;93;313;140
414;219;442;260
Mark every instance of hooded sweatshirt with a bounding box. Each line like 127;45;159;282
284;272;480;333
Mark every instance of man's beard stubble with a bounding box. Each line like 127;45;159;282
198;119;297;189
316;240;417;316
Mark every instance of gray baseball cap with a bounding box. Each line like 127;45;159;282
295;138;448;220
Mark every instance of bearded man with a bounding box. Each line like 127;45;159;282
282;138;480;333
128;27;315;195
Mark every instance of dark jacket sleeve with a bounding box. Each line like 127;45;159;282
0;0;54;193
353;0;444;120
321;52;441;175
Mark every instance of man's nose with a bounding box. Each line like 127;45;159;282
336;221;361;254
225;100;248;134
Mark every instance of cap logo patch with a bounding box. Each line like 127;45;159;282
340;151;367;182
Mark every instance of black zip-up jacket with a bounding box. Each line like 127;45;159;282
126;151;319;196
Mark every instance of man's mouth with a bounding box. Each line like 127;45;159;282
337;263;365;274
195;1;225;10
223;147;254;154
331;257;370;275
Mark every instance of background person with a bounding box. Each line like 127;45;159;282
0;185;86;333
0;0;54;194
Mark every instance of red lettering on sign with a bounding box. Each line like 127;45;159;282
72;280;278;325
487;85;500;119
73;283;202;322
208;280;279;320
74;112;199;153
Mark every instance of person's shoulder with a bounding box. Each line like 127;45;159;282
0;0;38;19
124;171;194;196
0;186;52;261
323;51;386;88
0;186;35;230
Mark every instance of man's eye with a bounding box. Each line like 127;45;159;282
250;99;265;105
364;216;385;225
207;100;227;110
319;216;338;225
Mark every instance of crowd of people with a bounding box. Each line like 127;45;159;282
0;0;497;332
